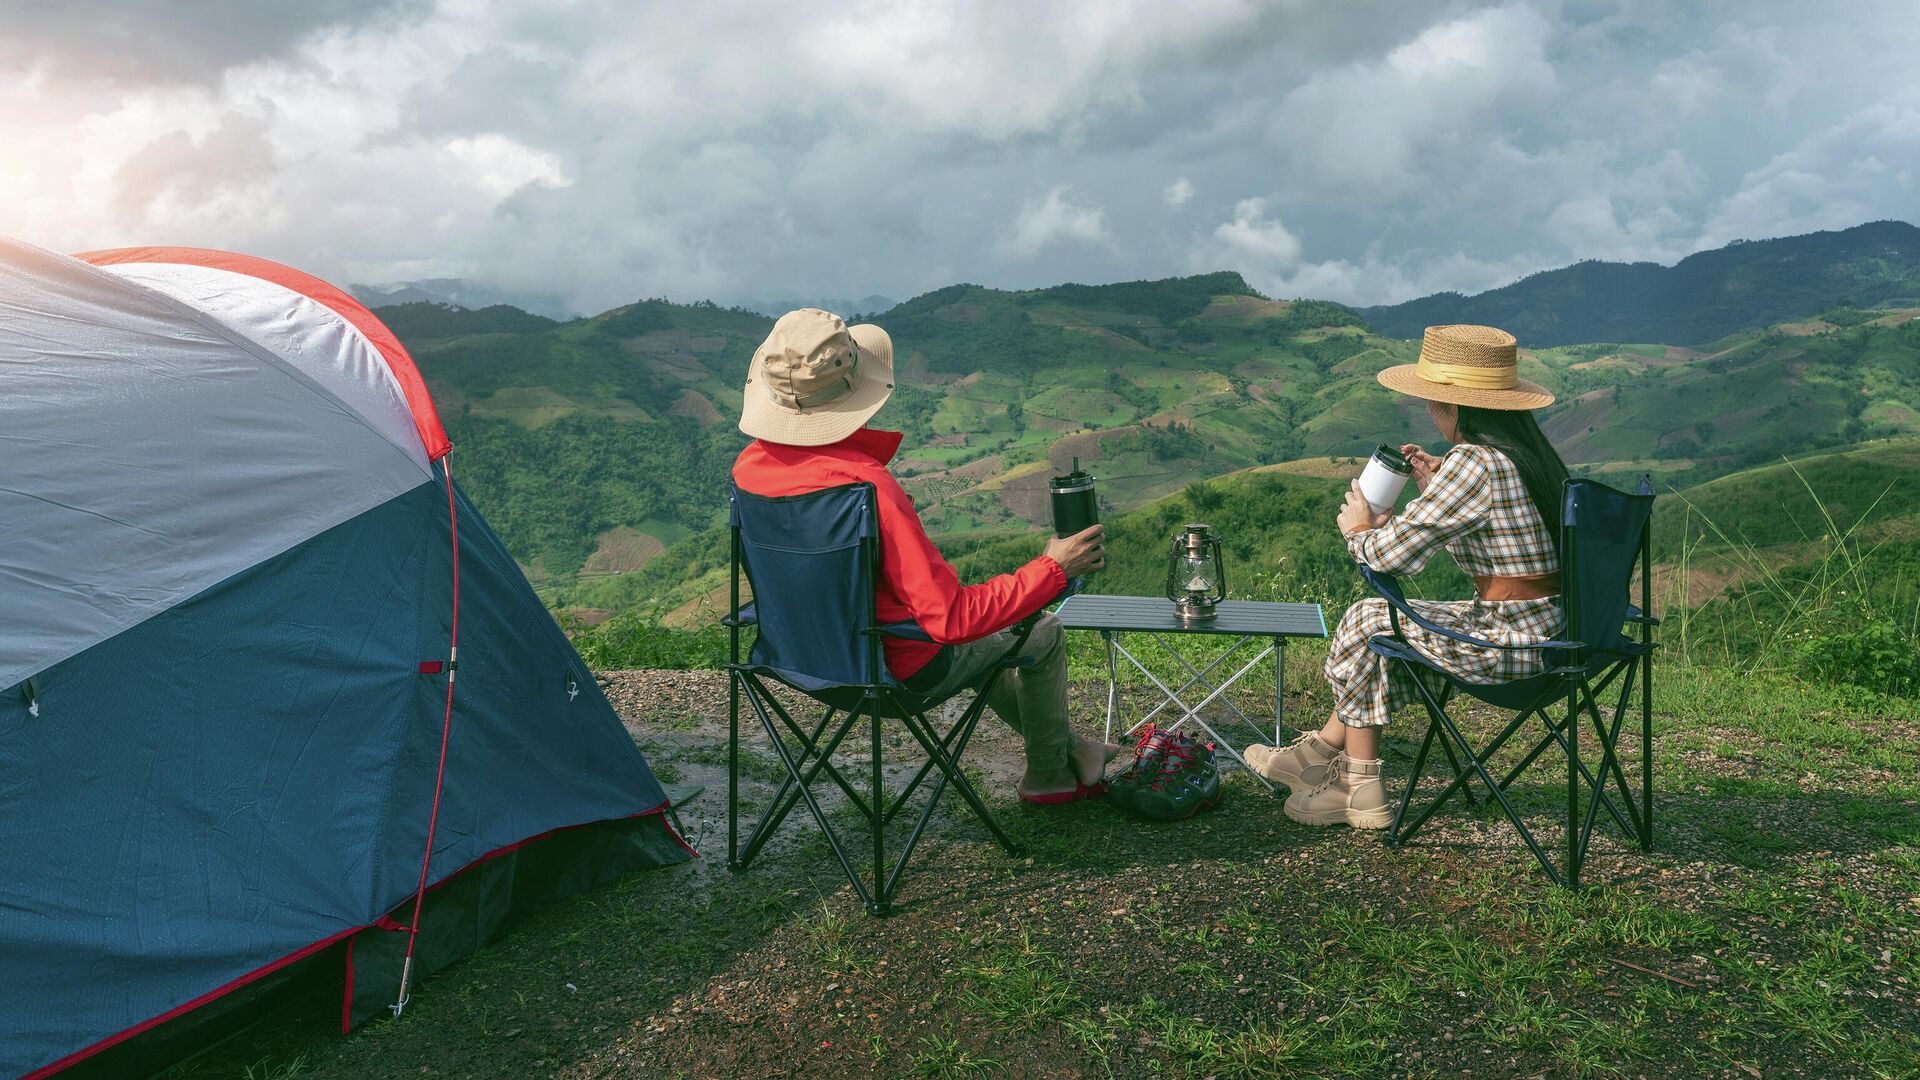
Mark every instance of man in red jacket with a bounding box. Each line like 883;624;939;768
733;308;1118;804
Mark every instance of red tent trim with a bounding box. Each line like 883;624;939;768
75;246;452;461
21;803;688;1079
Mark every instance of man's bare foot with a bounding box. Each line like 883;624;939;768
1017;766;1080;801
1071;736;1125;788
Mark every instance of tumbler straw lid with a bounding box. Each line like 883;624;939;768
1050;455;1095;490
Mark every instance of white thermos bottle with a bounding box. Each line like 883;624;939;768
1358;444;1413;514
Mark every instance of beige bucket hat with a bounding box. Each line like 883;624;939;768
738;308;896;446
1376;324;1554;410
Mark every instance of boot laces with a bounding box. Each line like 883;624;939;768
1307;752;1345;796
1147;740;1199;791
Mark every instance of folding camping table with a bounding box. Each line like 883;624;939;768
1055;594;1327;792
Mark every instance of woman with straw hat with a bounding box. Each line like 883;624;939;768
1245;325;1569;829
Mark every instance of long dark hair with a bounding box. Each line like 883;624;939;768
1455;405;1569;536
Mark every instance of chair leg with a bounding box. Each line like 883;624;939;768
738;689;869;870
871;701;887;916
729;674;1028;915
740;687;877;909
739;697;854;859
1396;707;1537;845
1582;668;1645;846
884;710;965;904
1642;653;1654;852
1434;721;1479;807
743;708;867;867
1405;673;1567;887
896;702;1023;857
1396;688;1544;845
728;671;741;870
885;658;1019;819
1386;720;1440;846
1566;689;1580;888
751;676;872;818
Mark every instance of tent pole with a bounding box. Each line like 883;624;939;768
395;452;462;1016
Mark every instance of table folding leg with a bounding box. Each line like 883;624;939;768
1099;630;1291;792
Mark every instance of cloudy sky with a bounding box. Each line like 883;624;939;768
2;0;1915;314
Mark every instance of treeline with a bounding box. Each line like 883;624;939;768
1021;272;1261;321
450;414;744;573
374;301;559;340
1363;220;1920;346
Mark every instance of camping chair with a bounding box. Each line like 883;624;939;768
1364;476;1658;887
722;480;1042;915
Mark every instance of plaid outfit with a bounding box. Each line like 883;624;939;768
1325;443;1563;728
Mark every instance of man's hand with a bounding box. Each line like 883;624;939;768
1399;443;1443;490
1338;480;1390;536
1044;524;1106;577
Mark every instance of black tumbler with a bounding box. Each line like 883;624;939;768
1049;457;1099;538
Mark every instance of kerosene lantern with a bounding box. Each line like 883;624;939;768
1165;523;1227;622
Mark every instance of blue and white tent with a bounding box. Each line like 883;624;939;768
0;239;689;1078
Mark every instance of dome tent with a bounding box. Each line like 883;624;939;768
0;239;690;1078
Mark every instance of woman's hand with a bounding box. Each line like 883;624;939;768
1399;443;1443;490
1338;480;1390;536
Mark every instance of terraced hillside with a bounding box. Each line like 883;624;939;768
385;265;1920;621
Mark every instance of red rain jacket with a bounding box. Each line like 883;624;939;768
732;428;1066;679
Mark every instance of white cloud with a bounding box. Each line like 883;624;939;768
996;186;1116;260
1265;3;1557;192
1;1;1917;313
1700;91;1920;249
1203;198;1301;268
442;134;571;201
1191;197;1545;306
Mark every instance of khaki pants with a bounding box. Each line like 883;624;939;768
905;612;1075;774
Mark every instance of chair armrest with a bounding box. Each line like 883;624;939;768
720;602;758;628
877;578;1081;647
1360;565;1582;654
870;620;935;643
1626;604;1661;627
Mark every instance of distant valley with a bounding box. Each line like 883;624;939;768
381;222;1920;620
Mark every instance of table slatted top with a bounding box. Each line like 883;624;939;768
1056;594;1327;637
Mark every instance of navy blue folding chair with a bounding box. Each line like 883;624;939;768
1363;476;1658;887
722;481;1038;914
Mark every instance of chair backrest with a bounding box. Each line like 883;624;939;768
1561;476;1654;661
729;481;885;691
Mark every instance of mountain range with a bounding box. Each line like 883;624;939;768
742;295;897;319
1362;220;1920;347
375;222;1920;620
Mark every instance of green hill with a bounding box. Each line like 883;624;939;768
382;253;1920;616
1363;221;1920;346
395;276;1410;591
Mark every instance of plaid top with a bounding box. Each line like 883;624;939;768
1346;444;1558;578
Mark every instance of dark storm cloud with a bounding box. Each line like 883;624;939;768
0;0;425;84
2;1;1915;314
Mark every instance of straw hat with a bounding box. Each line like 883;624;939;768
1376;324;1553;410
738;308;895;446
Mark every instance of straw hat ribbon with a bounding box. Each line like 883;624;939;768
1375;324;1554;410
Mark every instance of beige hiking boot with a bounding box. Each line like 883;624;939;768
1243;731;1337;791
1283;754;1393;830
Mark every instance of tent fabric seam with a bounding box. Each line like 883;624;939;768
95;261;435;473
53;240;433;476
2;475;437;690
74;245;449;459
